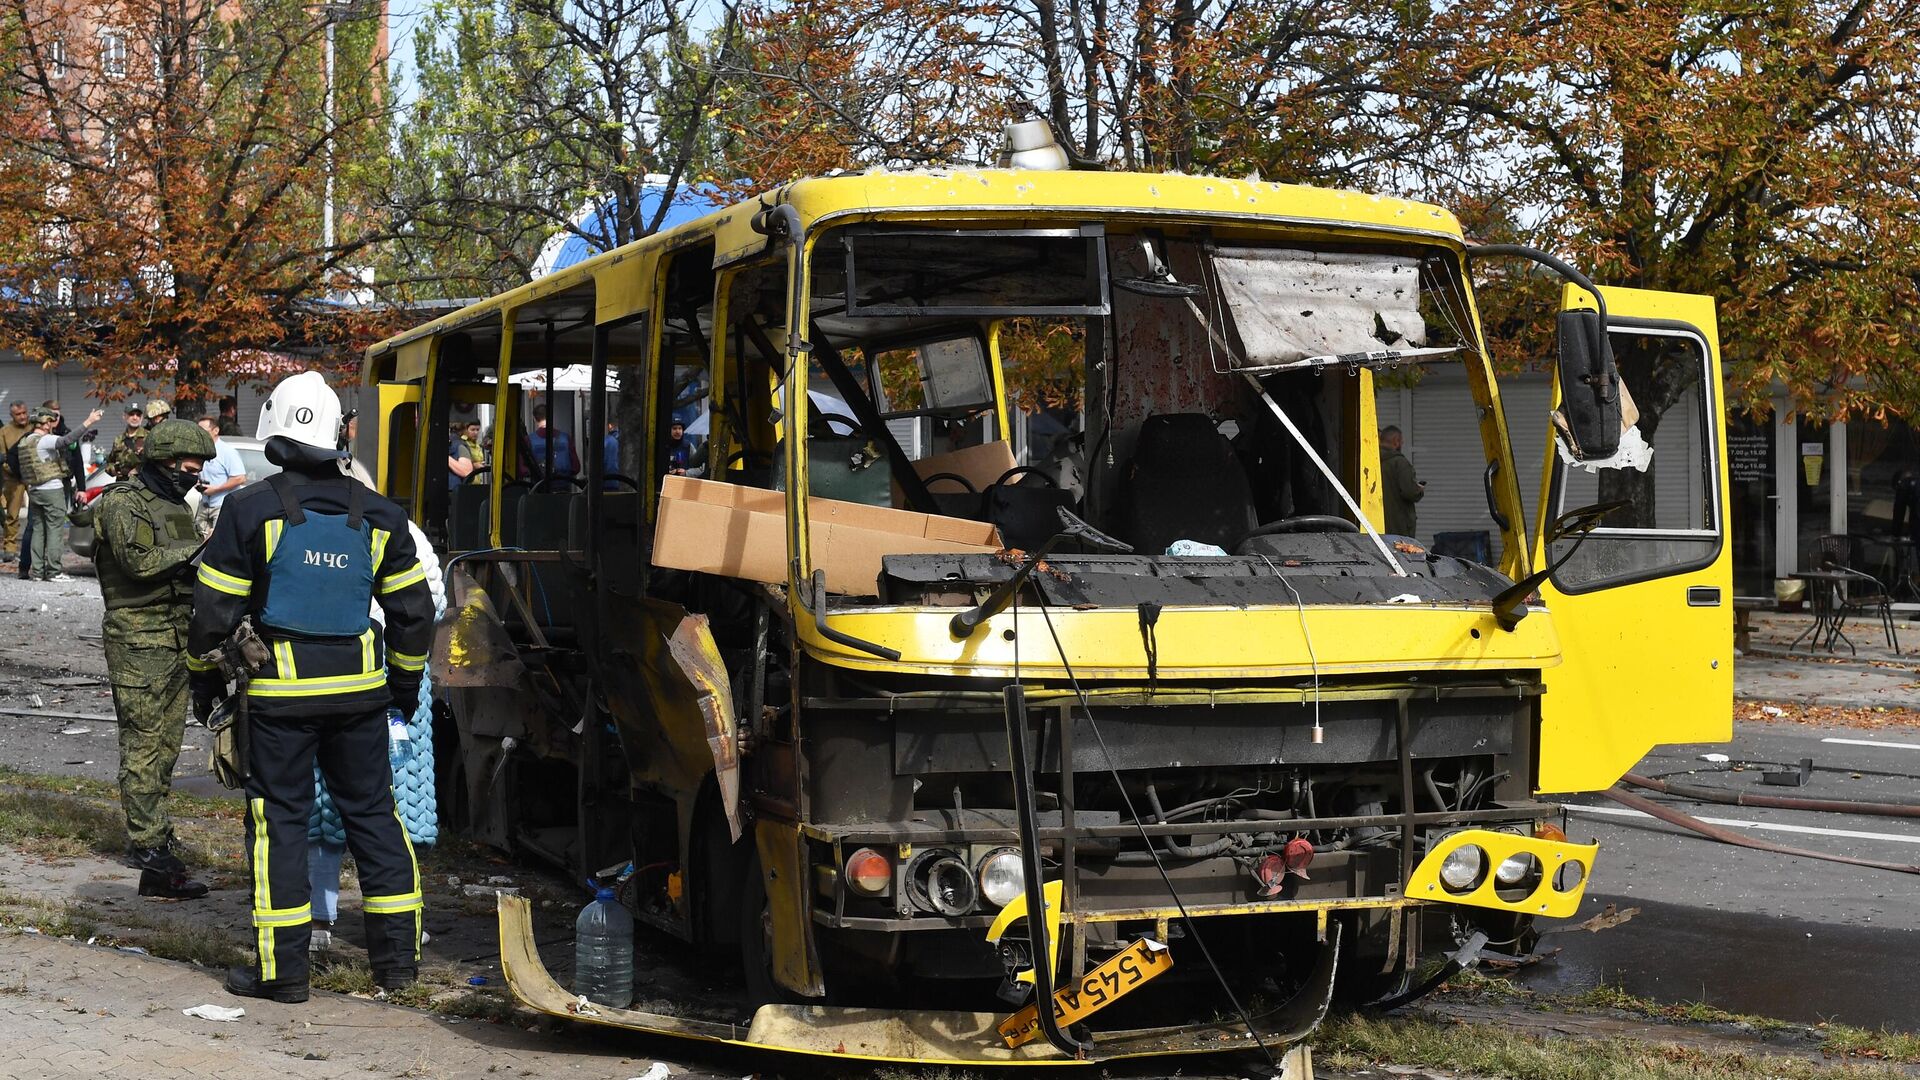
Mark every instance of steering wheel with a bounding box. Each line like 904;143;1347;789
990;465;1060;489
1241;515;1360;541
921;471;979;494
809;411;865;438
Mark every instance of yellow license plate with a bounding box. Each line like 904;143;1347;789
998;938;1174;1048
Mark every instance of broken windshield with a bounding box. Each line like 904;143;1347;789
798;225;1514;589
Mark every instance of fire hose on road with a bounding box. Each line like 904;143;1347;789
1603;781;1920;876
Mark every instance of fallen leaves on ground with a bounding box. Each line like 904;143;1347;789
1737;700;1920;731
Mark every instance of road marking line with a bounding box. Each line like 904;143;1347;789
1821;737;1920;751
1567;803;1920;846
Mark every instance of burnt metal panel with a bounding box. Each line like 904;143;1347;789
881;542;1513;609
892;697;1517;776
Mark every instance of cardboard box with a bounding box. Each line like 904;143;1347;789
653;475;1001;596
892;440;1020;508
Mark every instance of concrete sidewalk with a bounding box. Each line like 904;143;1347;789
1736;610;1919;708
0;930;705;1080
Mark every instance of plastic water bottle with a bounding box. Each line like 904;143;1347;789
385;708;410;773
573;884;634;1008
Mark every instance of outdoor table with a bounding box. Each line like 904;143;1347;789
1789;570;1856;654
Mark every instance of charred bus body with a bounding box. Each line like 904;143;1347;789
363;169;1730;1063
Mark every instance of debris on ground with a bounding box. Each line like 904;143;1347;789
1570;904;1640;934
627;1065;671;1080
1738;701;1920;730
182;1003;246;1022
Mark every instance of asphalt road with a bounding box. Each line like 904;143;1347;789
1515;721;1920;1031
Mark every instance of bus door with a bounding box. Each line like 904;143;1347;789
1533;286;1732;793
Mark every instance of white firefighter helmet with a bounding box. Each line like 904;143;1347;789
259;370;346;456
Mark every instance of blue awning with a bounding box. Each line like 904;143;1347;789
530;183;732;279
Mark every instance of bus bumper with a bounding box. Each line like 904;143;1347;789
496;892;1333;1066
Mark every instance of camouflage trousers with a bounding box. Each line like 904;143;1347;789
103;618;192;851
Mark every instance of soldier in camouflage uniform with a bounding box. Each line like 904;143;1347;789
105;400;172;481
92;418;215;899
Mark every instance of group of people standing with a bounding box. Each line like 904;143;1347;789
2;399;104;580
1;395;251;582
16;374;437;1006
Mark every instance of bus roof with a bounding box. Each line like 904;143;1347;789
364;169;1463;371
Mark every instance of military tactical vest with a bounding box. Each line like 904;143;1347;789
259;473;376;638
18;432;65;487
93;484;199;610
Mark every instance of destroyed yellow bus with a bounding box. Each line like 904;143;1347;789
361;155;1730;1065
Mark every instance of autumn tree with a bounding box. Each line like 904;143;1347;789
1371;0;1920;418
390;0;746;294
0;0;407;407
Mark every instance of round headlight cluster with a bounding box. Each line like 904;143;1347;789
1437;843;1486;892
1494;851;1540;887
976;848;1025;908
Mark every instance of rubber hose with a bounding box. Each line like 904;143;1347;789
1623;771;1920;818
1604;786;1920;875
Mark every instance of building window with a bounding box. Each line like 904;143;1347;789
100;31;128;78
47;37;67;80
101;128;120;169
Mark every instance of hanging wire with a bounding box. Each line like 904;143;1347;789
1031;593;1280;1073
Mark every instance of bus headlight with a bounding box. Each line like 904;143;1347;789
976;848;1025;908
1438;844;1486;892
1494;851;1539;886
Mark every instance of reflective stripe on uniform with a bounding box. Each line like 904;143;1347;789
249;798;275;980
251;903;312;928
185;653;217;673
377;563;426;594
264;519;283;561
197;563;252;596
363;890;424;915
387;648;426;673
273;639;297;681
393;800;423;961
247;669;388;698
360;628;376;673
370;527;392;574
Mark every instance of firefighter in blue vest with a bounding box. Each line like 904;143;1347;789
187;371;435;1003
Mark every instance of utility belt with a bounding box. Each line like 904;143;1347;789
200;617;270;789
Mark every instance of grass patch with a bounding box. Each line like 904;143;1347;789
0;788;127;861
311;957;377;995
1318;1011;1905;1080
1563;981;1795;1033
0;765;242;821
0;891;98;939
1820;1024;1920;1064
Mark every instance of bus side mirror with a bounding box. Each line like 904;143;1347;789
1553;310;1621;460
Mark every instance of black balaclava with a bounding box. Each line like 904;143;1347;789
140;461;200;502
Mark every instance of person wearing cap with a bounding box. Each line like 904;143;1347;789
105;404;148;481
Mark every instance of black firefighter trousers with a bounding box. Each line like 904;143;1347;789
242;705;422;984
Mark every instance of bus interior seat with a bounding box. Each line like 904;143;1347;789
498;484;530;547
774;435;895;507
1116;413;1257;555
570;492;643;597
449;485;490;550
515;491;576;551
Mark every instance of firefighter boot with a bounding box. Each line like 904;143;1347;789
375;967;417;992
224;965;310;1004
